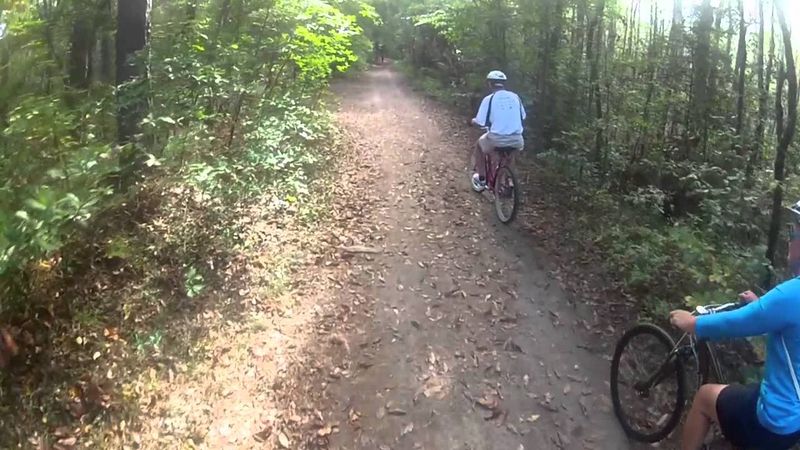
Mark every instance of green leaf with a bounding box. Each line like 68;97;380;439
24;199;47;211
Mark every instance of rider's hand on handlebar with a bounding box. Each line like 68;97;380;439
669;310;697;334
739;290;759;304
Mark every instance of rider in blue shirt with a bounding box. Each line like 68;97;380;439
670;200;800;450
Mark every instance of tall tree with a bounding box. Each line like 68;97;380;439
747;0;769;186
588;0;605;169
765;1;798;271
116;0;151;186
68;10;93;89
689;0;714;156
733;0;747;137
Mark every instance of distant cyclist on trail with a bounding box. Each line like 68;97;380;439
469;70;526;192
374;42;385;64
669;200;800;450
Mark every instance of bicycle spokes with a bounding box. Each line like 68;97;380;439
611;325;685;442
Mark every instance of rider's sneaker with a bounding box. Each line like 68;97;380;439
471;173;487;192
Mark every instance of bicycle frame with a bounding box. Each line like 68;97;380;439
636;332;724;393
483;151;513;192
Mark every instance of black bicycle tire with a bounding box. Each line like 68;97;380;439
493;166;519;223
610;323;687;443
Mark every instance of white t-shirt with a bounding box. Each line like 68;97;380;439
473;90;526;136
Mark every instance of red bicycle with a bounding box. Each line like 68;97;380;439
471;146;520;224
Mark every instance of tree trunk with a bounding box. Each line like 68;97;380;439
746;0;767;186
733;0;747;137
0;40;8;90
98;0;114;83
116;0;151;187
68;14;94;89
536;0;565;148
668;0;682;62
765;3;799;272
590;0;606;167
99;33;114;83
725;0;733;67
689;0;713;153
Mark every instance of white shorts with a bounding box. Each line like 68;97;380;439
478;132;524;154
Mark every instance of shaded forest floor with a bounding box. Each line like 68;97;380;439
1;64;742;449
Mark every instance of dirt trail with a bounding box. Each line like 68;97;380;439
304;65;632;449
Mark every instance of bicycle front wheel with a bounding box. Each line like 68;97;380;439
610;324;687;443
493;166;519;223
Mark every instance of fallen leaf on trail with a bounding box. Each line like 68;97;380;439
556;431;571;448
563;384;571;395
358;360;374;369
278;431;290;448
56;437;77;447
317;424;337;437
525;414;540;423
388;407;407;416
401;422;414;436
376;406;387;419
338;245;381;254
420;376;448;400
476;393;501;413
503;338;523;353
579;396;590;416
253;427;272;442
349;409;360;423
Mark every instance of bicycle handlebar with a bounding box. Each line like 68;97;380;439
693;301;746;316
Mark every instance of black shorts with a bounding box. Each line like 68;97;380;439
716;384;800;450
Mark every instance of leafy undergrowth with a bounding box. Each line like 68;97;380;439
0;104;344;448
513;158;764;381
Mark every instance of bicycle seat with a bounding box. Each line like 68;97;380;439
496;147;517;154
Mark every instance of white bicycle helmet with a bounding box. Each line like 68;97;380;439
486;70;507;81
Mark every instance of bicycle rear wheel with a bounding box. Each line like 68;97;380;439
610;324;687;443
493;166;519;223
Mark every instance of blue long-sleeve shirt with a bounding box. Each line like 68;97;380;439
696;278;800;435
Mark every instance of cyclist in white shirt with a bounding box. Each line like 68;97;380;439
470;70;526;192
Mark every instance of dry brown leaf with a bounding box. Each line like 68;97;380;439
317;424;337;437
56;436;77;448
387;407;407;416
277;431;290;448
253;427;272;443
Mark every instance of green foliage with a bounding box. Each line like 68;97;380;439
0;0;376;310
184;266;205;298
